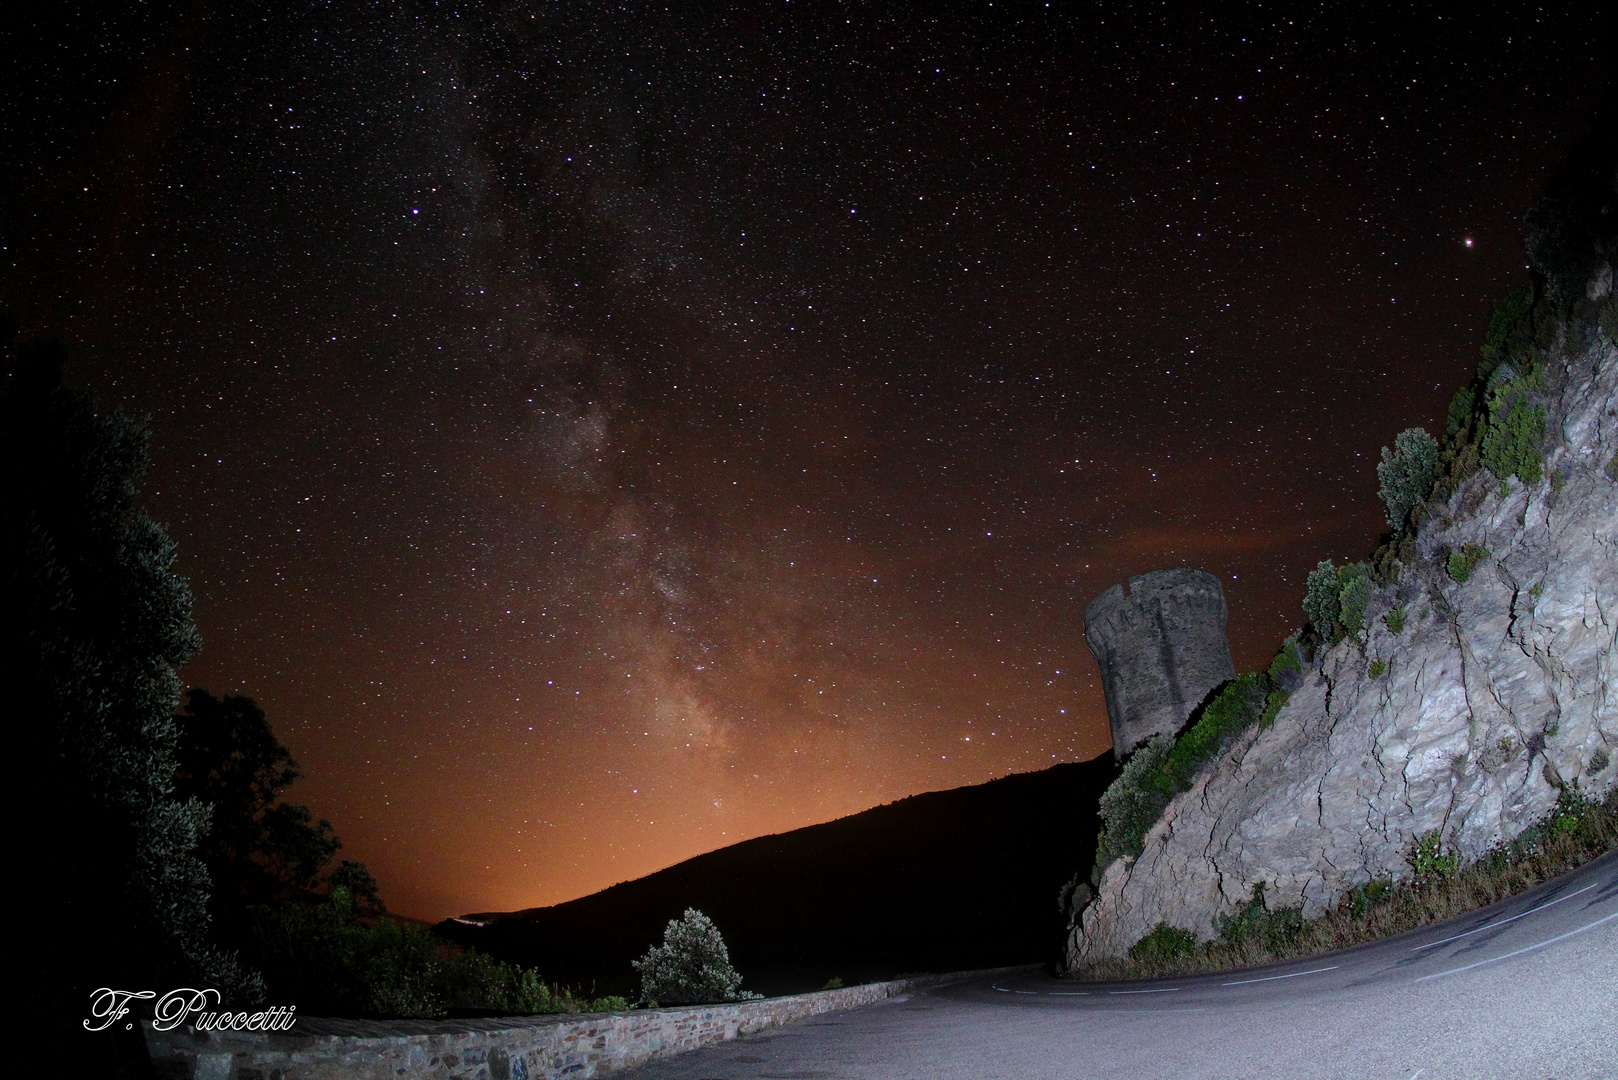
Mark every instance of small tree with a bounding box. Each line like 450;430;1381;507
1302;560;1341;636
1336;563;1372;639
1376;427;1438;534
632;908;755;1005
173;689;347;936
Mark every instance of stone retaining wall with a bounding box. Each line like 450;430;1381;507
149;966;1035;1079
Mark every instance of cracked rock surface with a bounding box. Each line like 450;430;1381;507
1068;332;1617;966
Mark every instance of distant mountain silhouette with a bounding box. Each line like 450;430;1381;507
436;754;1116;997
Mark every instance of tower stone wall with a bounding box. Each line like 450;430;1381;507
1084;567;1235;759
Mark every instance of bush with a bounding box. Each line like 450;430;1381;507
1159;674;1266;792
1094;735;1176;868
1094;666;1293;875
248;887;442;1017
1346;878;1392;919
1215;883;1305;951
1265;639;1302;685
1376;427;1439;534
633;908;756;1005
1446;384;1478;436
438;947;595;1015
246;886;595;1018
1479;366;1547;484
1384;605;1406;635
1299;560;1374;643
1407;831;1459;883
1258;687;1289;728
1129;923;1198;962
1481;285;1534;364
1259;641;1300;730
1446;543;1489;583
1303;560;1341;636
1336;563;1372;639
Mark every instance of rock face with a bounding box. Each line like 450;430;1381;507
1068;332;1617;966
1085;568;1237;759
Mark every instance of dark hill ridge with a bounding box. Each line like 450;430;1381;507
436;754;1116;998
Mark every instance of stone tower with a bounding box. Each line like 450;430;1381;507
1084;568;1235;759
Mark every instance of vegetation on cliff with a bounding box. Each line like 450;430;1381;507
1089;645;1301;880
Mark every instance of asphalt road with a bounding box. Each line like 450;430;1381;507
627;850;1618;1080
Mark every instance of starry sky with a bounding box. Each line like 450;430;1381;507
3;2;1609;920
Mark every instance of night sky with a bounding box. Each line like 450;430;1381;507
4;2;1608;920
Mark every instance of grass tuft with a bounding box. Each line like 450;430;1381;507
1446;543;1489;583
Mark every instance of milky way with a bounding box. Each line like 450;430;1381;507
3;2;1607;918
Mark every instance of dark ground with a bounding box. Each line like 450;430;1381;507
436;754;1117;998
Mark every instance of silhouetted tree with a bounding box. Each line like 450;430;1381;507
326;858;387;916
172;689;348;935
1;330;258;1039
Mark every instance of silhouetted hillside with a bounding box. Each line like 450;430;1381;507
436;754;1116;998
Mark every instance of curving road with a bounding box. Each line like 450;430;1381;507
628;851;1618;1080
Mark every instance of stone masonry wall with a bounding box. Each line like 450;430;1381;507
1084;567;1236;758
148;967;1033;1080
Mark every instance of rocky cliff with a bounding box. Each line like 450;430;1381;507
1067;316;1617;966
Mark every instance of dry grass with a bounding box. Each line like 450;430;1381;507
1066;784;1617;983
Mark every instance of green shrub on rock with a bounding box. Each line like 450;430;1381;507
1445;385;1478;436
1336;563;1372;639
1479;366;1547;484
1446;543;1489;583
1266;639;1303;684
1215;883;1304;951
1129;922;1198;962
1094;670;1287;873
1481;285;1534;365
1303;560;1341;637
1346;878;1392;919
1258;641;1302;729
1160;674;1267;791
1095;734;1176;867
1258;687;1288;729
1376;427;1439;534
1407;831;1460;883
633;908;757;1005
